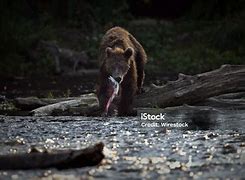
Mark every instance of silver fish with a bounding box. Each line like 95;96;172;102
104;76;119;115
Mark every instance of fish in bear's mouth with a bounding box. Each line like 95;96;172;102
103;76;119;115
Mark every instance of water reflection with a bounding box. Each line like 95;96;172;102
0;110;244;179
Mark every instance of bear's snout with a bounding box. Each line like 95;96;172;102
114;77;122;83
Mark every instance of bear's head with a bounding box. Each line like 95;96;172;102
105;47;134;83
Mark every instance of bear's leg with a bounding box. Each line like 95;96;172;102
97;84;107;111
136;59;145;94
118;85;135;116
97;71;110;112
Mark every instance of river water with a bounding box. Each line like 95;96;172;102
0;108;244;179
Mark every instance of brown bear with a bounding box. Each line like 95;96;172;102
97;27;147;116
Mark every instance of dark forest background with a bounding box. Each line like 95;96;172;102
1;0;245;77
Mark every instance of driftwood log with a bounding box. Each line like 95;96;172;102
15;65;245;116
15;96;77;110
30;93;99;116
134;64;245;108
0;142;104;170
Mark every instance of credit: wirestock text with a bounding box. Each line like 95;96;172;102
140;122;188;128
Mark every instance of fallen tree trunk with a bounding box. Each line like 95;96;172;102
28;65;245;116
30;93;98;116
15;96;77;110
134;64;245;108
0;142;104;170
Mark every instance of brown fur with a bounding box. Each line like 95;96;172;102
97;27;147;116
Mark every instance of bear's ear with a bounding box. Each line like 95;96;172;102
124;47;134;59
106;47;113;57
